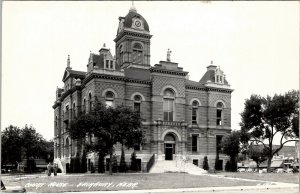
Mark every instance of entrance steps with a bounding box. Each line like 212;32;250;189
149;160;207;175
54;158;65;173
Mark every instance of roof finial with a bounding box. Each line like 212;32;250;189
103;43;106;48
167;48;172;62
67;55;70;68
129;1;137;13
210;60;213;65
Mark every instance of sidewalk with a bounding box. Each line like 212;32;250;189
64;183;299;194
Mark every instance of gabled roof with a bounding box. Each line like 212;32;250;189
62;69;86;82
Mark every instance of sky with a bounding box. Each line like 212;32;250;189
2;1;299;142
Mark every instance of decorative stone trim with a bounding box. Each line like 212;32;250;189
150;67;188;76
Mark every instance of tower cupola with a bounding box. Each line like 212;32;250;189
114;6;152;69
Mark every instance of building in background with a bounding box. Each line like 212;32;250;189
52;6;233;172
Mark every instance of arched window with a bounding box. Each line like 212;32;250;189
132;43;143;64
88;93;92;112
72;102;76;118
65;138;69;157
105;91;115;107
62;141;64;157
216;102;224;126
192;100;199;124
133;95;142;113
119;44;123;64
54;143;57;158
164;133;176;142
55;116;58;128
163;89;175;121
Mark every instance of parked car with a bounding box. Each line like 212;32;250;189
276;168;284;173
247;168;253;172
237;168;246;172
284;168;293;173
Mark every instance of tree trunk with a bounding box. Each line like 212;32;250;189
267;157;272;173
109;150;113;175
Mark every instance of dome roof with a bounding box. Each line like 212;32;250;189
123;9;149;31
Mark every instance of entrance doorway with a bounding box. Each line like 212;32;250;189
165;143;175;160
164;133;176;160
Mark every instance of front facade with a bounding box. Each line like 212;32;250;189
53;6;233;172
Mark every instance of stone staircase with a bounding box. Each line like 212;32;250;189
54;158;65;173
149;160;207;175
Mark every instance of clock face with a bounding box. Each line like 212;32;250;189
135;20;141;27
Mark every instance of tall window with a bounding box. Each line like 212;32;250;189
119;45;123;64
192;100;199;124
163;89;175;121
105;91;114;107
133;95;142;113
72;103;76;118
65;138;69;157
132;43;143;64
83;99;86;113
216;102;224;126
216;135;223;154
55;116;58;136
192;135;198;152
106;60;109;69
65;105;69;120
88;93;92;112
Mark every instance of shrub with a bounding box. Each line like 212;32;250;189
130;152;138;171
70;158;74;173
231;160;237;172
112;155;118;173
81;150;87;173
202;156;209;171
119;147;127;173
98;154;105;173
57;168;62;173
225;160;231;172
74;154;81;173
91;163;95;173
66;163;70;173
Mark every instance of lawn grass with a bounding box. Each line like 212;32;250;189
2;173;266;193
218;172;299;184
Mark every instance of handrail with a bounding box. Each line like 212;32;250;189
146;154;155;172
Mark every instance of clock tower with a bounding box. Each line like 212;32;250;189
114;6;152;69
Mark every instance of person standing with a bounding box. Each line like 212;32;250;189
47;163;52;176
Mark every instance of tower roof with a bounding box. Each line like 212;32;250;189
123;9;149;31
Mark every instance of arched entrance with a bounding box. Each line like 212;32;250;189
164;133;176;160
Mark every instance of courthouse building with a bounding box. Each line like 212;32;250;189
53;6;233;172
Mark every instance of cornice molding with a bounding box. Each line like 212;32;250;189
150;67;188;76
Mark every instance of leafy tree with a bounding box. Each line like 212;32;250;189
202;156;209;171
240;90;299;172
247;145;267;170
221;131;241;172
1;126;23;168
69;100;143;175
1;125;53;172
